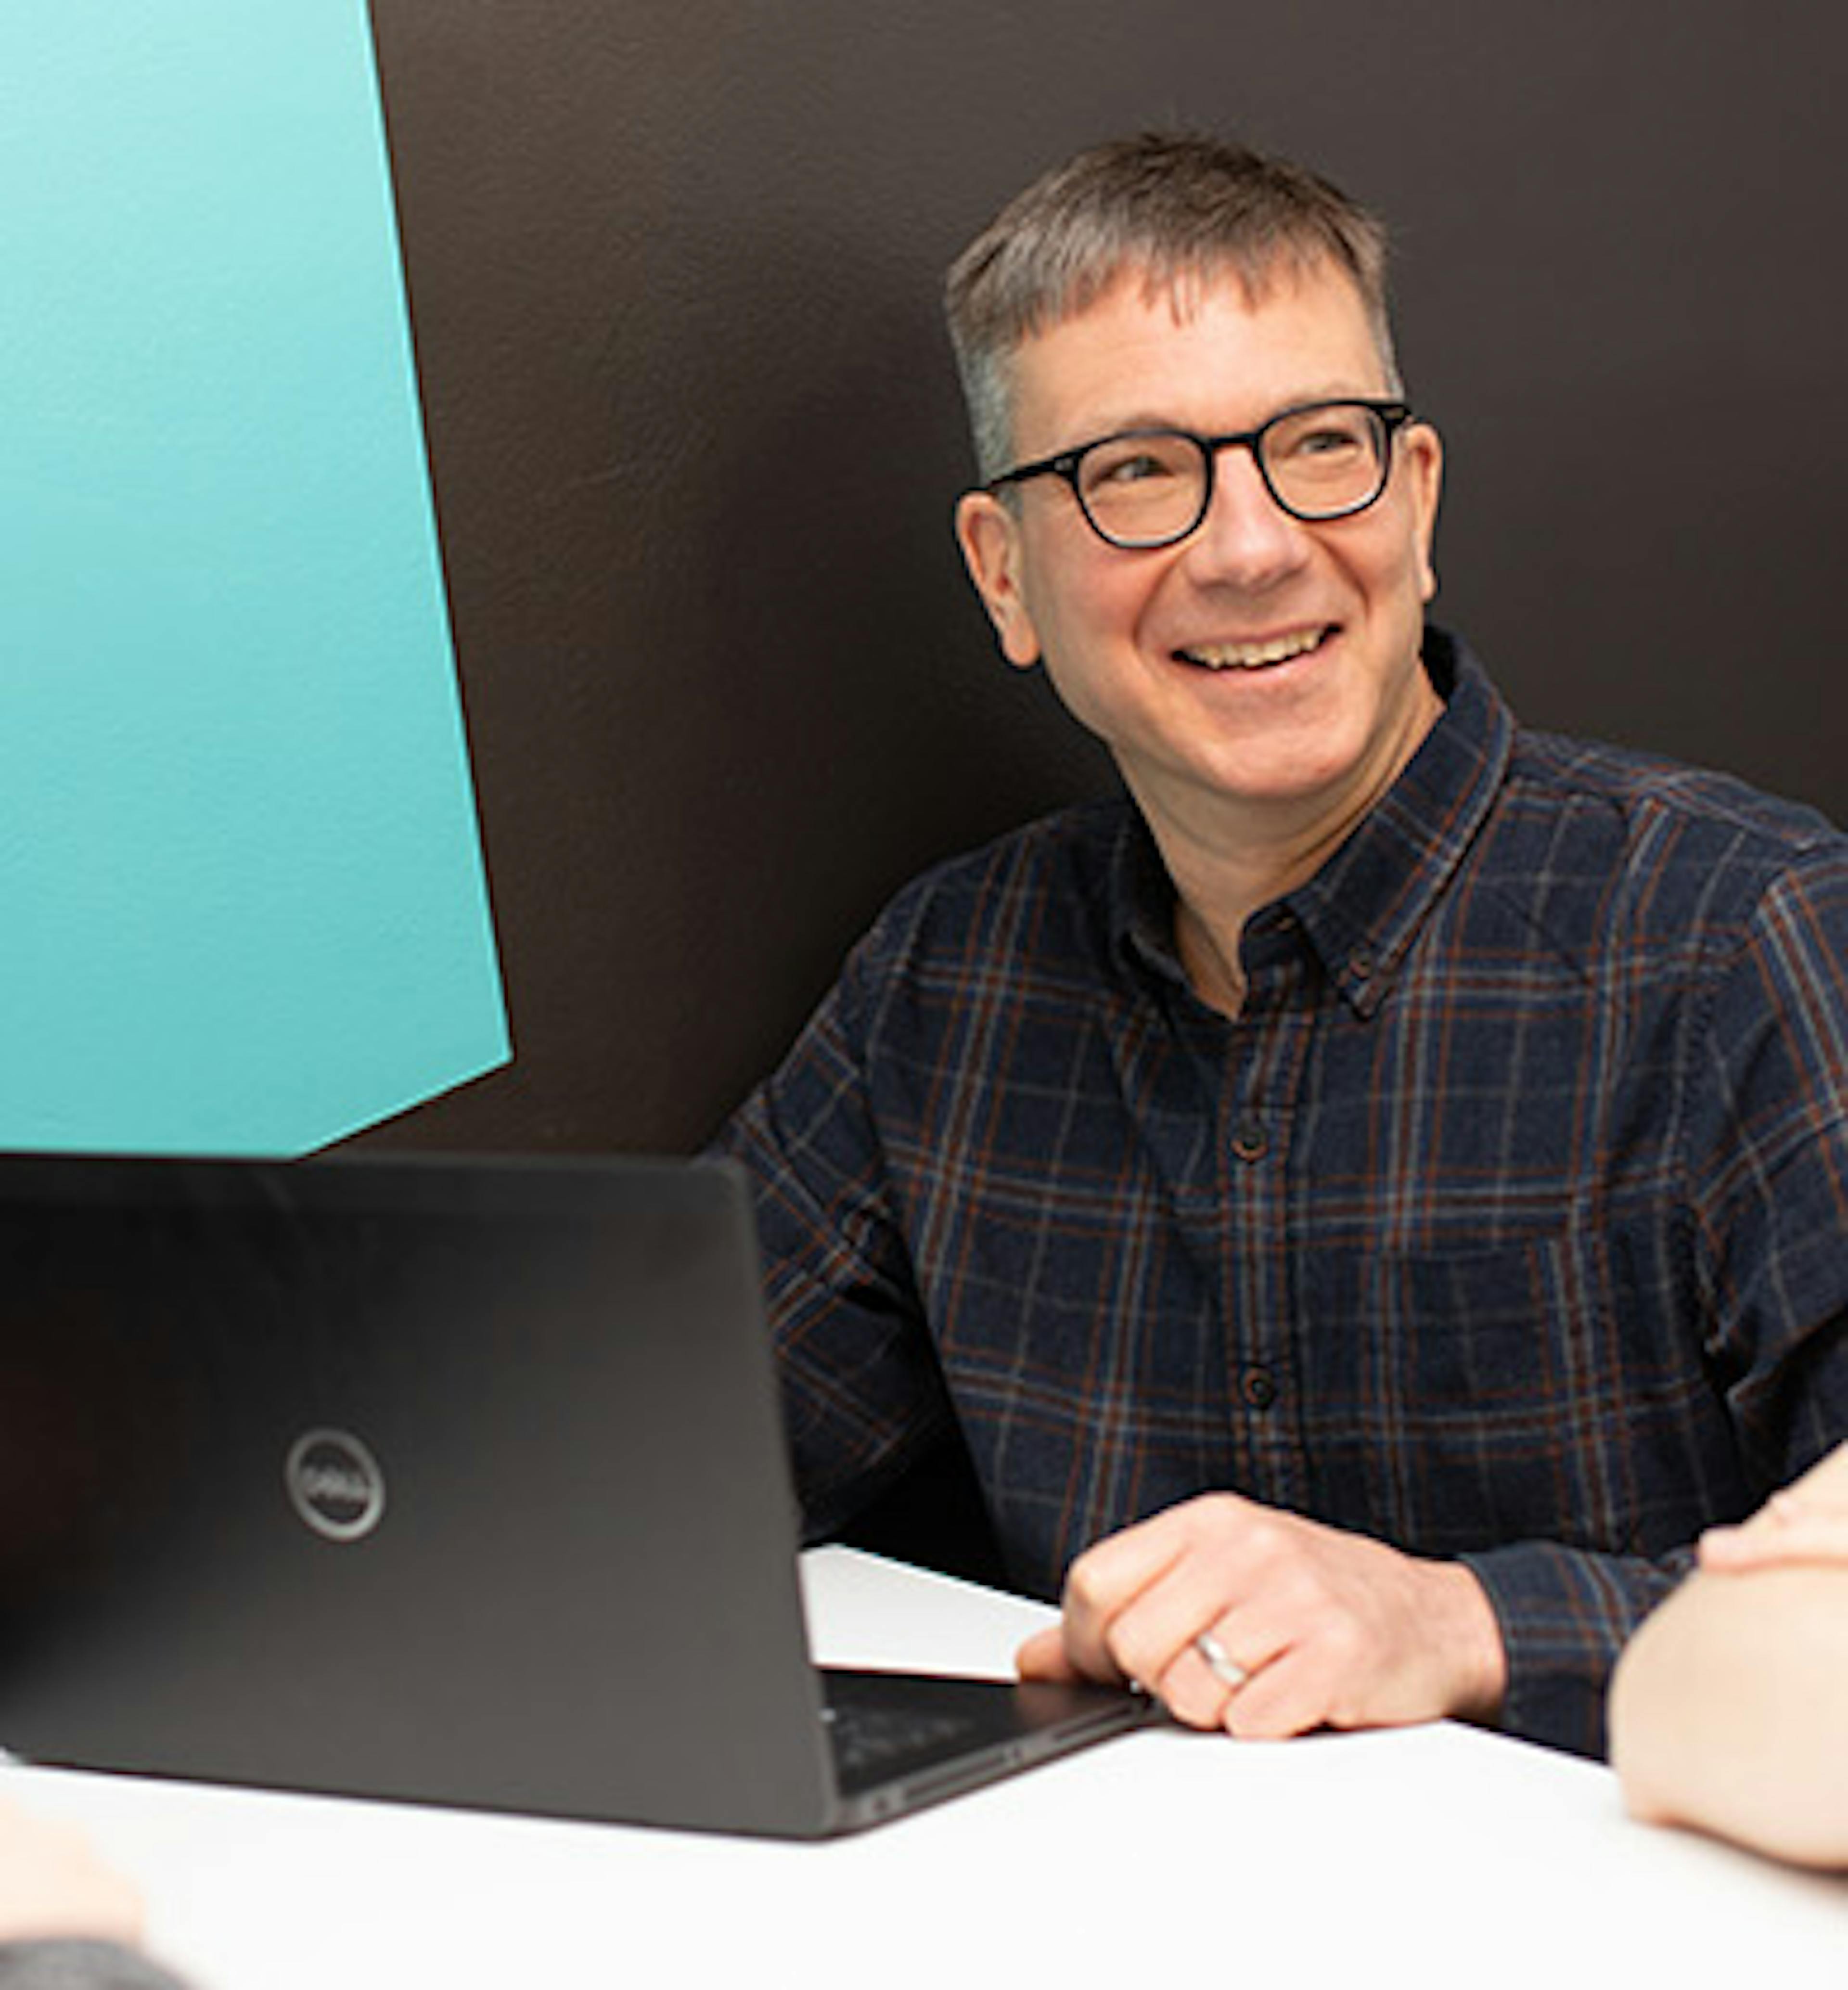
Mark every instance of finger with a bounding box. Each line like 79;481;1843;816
1065;1504;1207;1596
1704;1468;1848;1555
1210;1569;1480;1739
1071;1496;1281;1689
1014;1623;1086;1683
1189;1615;1301;1733
1196;1592;1367;1738
1158;1631;1259;1731
1786;1443;1848;1505
1148;1634;1245;1730
1213;1645;1331;1741
1152;1606;1298;1731
1093;1556;1243;1705
1054;1525;1194;1684
1700;1510;1848;1572
1194;1628;1252;1694
1767;1480;1848;1529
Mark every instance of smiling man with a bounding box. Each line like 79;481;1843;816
954;226;1443;1017
716;133;1848;1758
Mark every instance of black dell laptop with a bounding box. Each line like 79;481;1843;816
0;1150;1151;1835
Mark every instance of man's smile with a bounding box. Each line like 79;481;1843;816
1174;623;1335;671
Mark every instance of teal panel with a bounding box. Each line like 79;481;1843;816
0;1;509;1153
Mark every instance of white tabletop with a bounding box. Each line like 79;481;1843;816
4;1546;1842;1989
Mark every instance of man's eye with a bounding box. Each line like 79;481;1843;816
1281;421;1367;462
1294;426;1363;458
1091;449;1179;487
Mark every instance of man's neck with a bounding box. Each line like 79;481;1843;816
1131;668;1447;1020
1156;811;1347;1019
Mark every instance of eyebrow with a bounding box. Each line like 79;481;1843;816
1083;385;1386;435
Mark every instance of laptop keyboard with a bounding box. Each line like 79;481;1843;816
821;1699;981;1780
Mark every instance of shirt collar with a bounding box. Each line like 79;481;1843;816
1113;626;1515;1018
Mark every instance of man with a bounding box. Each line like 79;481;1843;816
716;132;1848;1758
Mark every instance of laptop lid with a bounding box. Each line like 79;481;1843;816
0;1151;1146;1836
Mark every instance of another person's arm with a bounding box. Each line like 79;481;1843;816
1608;1444;1848;1868
0;1802;142;1948
0;1798;189;1984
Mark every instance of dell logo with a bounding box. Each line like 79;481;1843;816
285;1429;387;1542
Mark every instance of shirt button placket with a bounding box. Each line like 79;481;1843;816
1225;1094;1290;1486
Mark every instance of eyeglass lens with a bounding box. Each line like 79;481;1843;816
1077;403;1390;545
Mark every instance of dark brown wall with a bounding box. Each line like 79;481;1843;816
355;0;1848;1156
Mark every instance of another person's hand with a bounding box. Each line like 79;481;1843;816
1697;1443;1848;1573
1610;1443;1848;1869
0;1801;143;1947
1014;1491;1506;1738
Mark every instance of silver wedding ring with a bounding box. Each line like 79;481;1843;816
1194;1629;1250;1692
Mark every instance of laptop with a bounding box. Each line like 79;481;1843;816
0;1149;1154;1836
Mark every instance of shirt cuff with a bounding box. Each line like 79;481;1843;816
1459;1540;1694;1758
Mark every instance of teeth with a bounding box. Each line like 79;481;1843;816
1185;627;1325;670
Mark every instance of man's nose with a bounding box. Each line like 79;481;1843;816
1185;443;1312;586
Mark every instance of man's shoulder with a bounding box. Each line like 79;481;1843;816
885;796;1132;911
1503;723;1846;889
858;796;1136;971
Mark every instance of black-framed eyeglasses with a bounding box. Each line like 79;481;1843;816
983;398;1416;550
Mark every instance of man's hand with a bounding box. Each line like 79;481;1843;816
1015;1491;1506;1738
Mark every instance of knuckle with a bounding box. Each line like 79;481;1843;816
1062;1560;1110;1619
1201;1490;1255;1542
1239;1511;1297;1569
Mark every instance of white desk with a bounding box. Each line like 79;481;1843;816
3;1547;1841;1988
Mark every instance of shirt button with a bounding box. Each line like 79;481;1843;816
1241;1366;1277;1411
1348;948;1374;982
1231;1117;1268;1163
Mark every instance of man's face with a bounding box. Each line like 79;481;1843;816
956;260;1443;856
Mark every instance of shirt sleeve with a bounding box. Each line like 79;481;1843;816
0;1939;193;1989
712;916;951;1541
1459;1541;1695;1757
1469;843;1848;1759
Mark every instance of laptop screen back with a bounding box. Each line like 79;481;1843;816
0;1151;839;1833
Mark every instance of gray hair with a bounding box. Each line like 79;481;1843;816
945;132;1401;482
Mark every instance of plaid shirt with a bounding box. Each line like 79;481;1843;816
719;628;1848;1757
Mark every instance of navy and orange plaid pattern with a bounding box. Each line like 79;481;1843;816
720;629;1848;1758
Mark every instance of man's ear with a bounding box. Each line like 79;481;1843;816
1403;420;1444;605
954;490;1041;668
